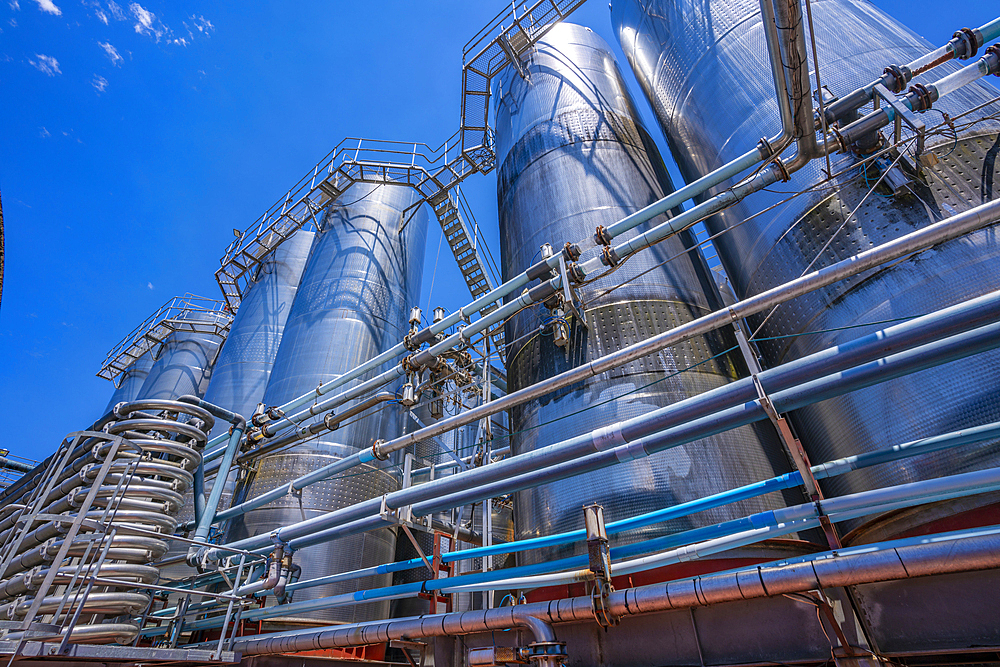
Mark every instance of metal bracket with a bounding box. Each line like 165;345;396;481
556;254;587;329
732;323;842;550
872;83;926;157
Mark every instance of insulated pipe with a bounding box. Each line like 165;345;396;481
236;546;283;596
231;526;1000;656
372;201;1000;462
0;457;33;474
450;464;1000;593
185;453;1000;628
410;319;1000;522
212;311;1000;560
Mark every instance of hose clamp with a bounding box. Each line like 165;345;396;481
882;64;909;93
757;136;774;159
594;225;613;246
770;157;791;183
951;27;979;59
600;245;620;267
986;44;1000;76
908;83;935;112
562;242;581;262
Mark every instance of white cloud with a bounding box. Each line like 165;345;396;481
98;40;123;65
128;1;166;40
105;0;124;20
94;8;107;23
91;74;107;92
9;1;20;10
32;0;61;15
147;282;154;290
39;127;50;137
8;18;16;26
28;53;60;75
170;36;187;46
190;14;213;33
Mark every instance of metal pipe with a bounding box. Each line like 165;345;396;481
822;15;1000;125
232;0;809;447
213;307;1000;560
235;546;283;596
371;199;1000;464
176;396;246;565
834;48;1000;149
240;392;395;462
231;525;1000;656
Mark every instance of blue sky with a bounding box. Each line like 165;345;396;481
1;0;994;460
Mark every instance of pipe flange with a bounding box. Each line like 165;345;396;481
757;136;774;159
908;83;935;112
591;581;619;628
770;157;792;183
525;642;568;665
986;44;1000;76
562;241;581;262
951;27;979;59
600;246;620;267
594;225;612;246
567;262;586;284
882;64;909;94
372;440;389;461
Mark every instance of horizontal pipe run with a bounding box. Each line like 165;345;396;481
260;284;554;437
441;465;1000;593
410;319;1000;522
373;199;1000;466
822;15;1000;124
217;466;1000;636
209;201;1000;558
278;418;1000;595
213;307;1000;561
213;449;376;524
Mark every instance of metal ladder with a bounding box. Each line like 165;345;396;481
429;192;504;349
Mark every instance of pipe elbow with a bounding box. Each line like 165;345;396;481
512;610;557;643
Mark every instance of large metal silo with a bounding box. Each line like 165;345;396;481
227;182;427;624
613;0;1000;652
102;352;155;414
135;310;228;401
495;23;793;567
612;0;1000;529
203;230;315;439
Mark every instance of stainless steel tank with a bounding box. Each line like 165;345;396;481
226;182;427;625
612;0;1000;527
495;23;794;567
613;0;1000;653
199;230;315;541
135;310;228;402
102;352;155;414
203;230;315;439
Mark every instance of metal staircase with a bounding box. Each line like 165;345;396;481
97;294;232;382
430;190;504;349
216;0;592;349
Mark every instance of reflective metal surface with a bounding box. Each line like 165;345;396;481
612;0;1000;513
102;352;154;415
228;182;427;624
134;309;228;402
203;230;315;439
496;23;793;566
